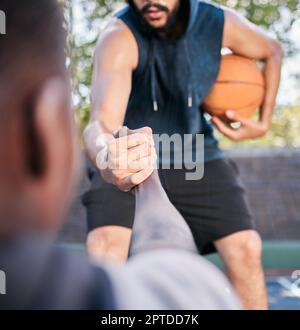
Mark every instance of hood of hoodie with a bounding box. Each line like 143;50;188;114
130;0;199;37
129;0;199;112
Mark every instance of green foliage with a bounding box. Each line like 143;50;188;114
62;0;116;130
215;0;300;55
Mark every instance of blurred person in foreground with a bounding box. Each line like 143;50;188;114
0;0;240;310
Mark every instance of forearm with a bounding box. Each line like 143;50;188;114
260;44;283;127
129;170;198;256
84;75;126;166
83;120;114;167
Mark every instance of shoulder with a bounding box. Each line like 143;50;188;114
193;1;225;28
94;16;138;70
197;0;224;14
96;17;137;55
107;250;241;309
0;237;115;309
222;6;244;24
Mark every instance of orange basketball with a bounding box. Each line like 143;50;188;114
203;54;265;119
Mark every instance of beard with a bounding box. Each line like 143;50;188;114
128;1;181;34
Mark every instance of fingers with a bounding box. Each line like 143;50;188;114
225;110;251;126
128;126;153;136
128;150;156;171
119;167;154;192
127;142;154;163
114;126;153;138
130;167;154;186
104;125;156;191
114;152;156;191
118;126;130;138
108;135;154;164
108;133;148;156
212;116;240;141
109;143;156;171
113;126;132;138
108;126;154;160
212;110;255;141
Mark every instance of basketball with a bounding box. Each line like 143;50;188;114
203;54;265;119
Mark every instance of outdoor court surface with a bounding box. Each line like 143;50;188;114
267;277;300;309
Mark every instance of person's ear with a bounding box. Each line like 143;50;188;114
27;77;77;224
36;77;70;176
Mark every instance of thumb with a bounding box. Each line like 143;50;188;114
133;126;153;136
226;110;250;125
113;126;129;138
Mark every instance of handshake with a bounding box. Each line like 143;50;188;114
95;126;157;192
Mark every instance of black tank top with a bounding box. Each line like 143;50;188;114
116;0;225;163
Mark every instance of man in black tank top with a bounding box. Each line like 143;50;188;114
83;0;283;309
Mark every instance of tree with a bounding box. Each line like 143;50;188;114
217;0;299;56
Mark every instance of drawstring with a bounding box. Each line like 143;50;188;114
183;39;193;108
150;38;194;111
150;38;159;111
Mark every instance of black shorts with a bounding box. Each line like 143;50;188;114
82;157;255;255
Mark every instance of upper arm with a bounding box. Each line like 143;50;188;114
222;8;282;60
90;18;138;132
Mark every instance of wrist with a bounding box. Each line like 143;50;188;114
260;104;274;127
95;132;113;151
95;133;113;172
260;118;271;131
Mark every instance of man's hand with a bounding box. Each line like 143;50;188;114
212;110;269;141
97;126;157;192
219;9;283;142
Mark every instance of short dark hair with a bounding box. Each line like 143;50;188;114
0;0;67;225
0;0;66;88
0;0;67;173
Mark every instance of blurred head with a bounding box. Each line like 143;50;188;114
128;0;181;31
0;0;79;239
